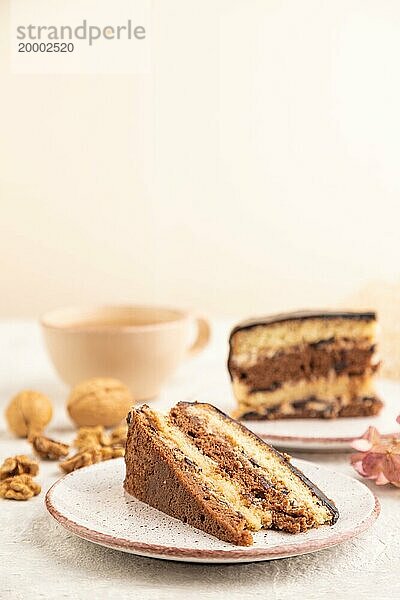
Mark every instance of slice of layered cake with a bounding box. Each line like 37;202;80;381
124;402;338;546
228;310;382;420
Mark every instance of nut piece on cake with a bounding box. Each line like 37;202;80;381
124;402;338;546
228;310;382;420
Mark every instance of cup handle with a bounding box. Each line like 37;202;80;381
187;317;211;357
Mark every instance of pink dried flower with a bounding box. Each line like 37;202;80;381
350;419;400;487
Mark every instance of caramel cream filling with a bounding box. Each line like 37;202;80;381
182;404;332;526
146;409;271;530
231;319;377;361
232;372;376;411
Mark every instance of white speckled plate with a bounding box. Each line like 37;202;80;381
46;458;379;563
152;378;399;452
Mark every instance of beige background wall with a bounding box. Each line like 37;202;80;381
1;0;399;318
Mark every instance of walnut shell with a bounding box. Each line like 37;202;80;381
67;378;133;428
5;390;53;438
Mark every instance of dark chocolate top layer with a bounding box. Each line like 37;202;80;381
230;309;376;339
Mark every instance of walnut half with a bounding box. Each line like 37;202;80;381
73;426;111;451
60;446;125;474
0;474;41;500
30;435;70;460
0;455;39;480
110;424;128;447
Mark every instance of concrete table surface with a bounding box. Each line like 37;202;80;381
0;320;399;600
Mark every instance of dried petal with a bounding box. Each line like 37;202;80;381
352;459;368;477
375;472;390;486
350;419;400;487
351;439;372;452
363;426;382;446
382;452;400;486
361;452;387;480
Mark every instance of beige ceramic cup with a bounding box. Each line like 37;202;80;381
41;305;210;400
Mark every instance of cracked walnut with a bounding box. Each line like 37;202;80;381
0;455;39;480
0;474;41;500
73;426;111;451
60;446;125;473
30;435;70;460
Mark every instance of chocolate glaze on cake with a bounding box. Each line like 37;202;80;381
229;310;376;338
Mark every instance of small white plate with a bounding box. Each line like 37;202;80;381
46;458;379;564
155;378;399;452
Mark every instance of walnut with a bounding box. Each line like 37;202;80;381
110;424;128;447
0;455;39;480
67;378;133;428
30;435;70;460
0;474;41;500
5;390;53;438
60;446;125;474
73;426;111;451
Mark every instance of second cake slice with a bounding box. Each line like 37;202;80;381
228;310;382;420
